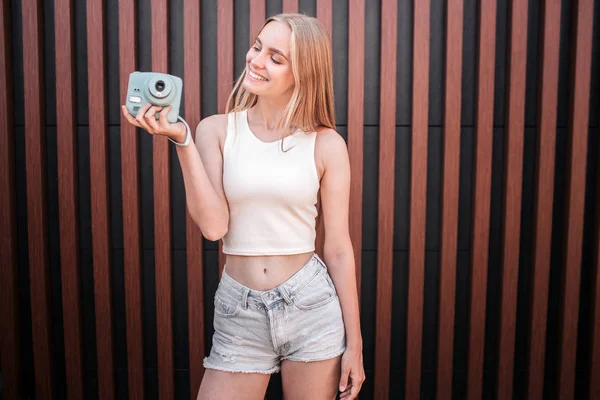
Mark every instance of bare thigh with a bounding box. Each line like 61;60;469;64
281;356;342;400
196;369;271;400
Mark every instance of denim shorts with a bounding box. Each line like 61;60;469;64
203;253;347;374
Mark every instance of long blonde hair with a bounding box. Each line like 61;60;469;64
225;13;336;150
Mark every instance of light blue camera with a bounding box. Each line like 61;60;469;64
125;72;183;123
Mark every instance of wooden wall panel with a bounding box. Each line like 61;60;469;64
22;0;54;397
405;1;430;398
0;0;21;398
497;0;528;397
557;0;594;397
373;0;397;398
217;0;233;276
118;0;145;398
86;0;116;397
55;0;85;398
347;0;364;295
527;0;561;398
183;0;205;398
468;1;497;398
316;0;333;38
283;0;298;14
591;130;600;399
249;0;265;45
151;0;175;398
437;0;463;398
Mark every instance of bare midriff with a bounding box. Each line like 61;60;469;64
224;251;314;291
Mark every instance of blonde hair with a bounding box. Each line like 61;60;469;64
225;13;336;151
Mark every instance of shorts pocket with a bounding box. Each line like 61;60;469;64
214;286;241;318
292;271;337;311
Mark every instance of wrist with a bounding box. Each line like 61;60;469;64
171;124;187;143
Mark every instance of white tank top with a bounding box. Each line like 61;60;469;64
221;109;320;255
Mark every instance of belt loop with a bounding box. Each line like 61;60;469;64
241;288;249;310
278;285;293;306
314;252;326;268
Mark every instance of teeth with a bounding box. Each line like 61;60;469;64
249;70;267;81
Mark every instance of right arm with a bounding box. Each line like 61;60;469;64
174;115;229;240
121;103;229;241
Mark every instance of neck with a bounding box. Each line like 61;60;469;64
251;94;292;131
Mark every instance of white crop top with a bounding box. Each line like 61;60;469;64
221;109;320;255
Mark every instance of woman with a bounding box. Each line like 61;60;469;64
122;13;364;400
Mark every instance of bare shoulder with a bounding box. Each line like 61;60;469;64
314;127;348;180
195;113;229;151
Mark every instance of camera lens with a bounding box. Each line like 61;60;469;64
155;81;165;92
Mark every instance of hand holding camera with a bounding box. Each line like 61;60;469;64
121;72;190;145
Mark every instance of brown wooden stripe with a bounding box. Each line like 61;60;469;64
150;0;175;398
405;1;430;398
118;0;145;398
557;0;594;397
282;0;298;14
347;0;364;295
22;0;54;397
249;0;265;46
437;0;463;398
217;0;233;276
467;0;497;398
591;134;600;400
316;0;333;39
374;0;397;398
527;0;561;398
86;0;116;397
497;0;528;397
0;0;21;398
55;0;85;398
183;0;206;396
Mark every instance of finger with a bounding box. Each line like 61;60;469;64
158;105;175;133
339;370;350;392
135;104;153;132
121;106;142;128
144;105;163;131
347;382;360;399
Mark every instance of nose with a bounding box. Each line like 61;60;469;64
249;51;267;70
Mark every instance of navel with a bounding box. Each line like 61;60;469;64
263;268;267;274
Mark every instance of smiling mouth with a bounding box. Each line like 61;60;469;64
247;69;269;81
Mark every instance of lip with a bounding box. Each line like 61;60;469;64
247;67;269;82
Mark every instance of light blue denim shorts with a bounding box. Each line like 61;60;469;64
203;253;347;374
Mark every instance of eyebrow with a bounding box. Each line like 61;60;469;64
255;37;288;60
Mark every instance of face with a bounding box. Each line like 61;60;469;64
243;21;295;98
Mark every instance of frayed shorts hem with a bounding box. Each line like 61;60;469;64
280;347;347;363
203;359;281;375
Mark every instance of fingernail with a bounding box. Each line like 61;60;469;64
339;385;345;391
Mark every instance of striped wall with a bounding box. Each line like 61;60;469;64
1;0;599;399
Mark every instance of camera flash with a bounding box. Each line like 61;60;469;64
129;96;142;103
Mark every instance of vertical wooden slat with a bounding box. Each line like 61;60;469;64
151;0;175;398
347;0;364;296
283;0;298;14
557;0;594;397
55;0;85;398
22;0;54;397
590;131;600;400
467;0;497;398
316;0;332;39
527;0;561;398
405;1;430;398
497;0;528;398
437;0;463;398
315;0;332;260
87;0;116;397
0;0;22;398
183;0;205;397
249;0;265;45
374;0;397;399
118;0;145;398
217;0;233;276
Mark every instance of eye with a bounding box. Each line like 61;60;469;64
271;57;282;65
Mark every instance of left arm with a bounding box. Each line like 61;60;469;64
317;129;362;351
